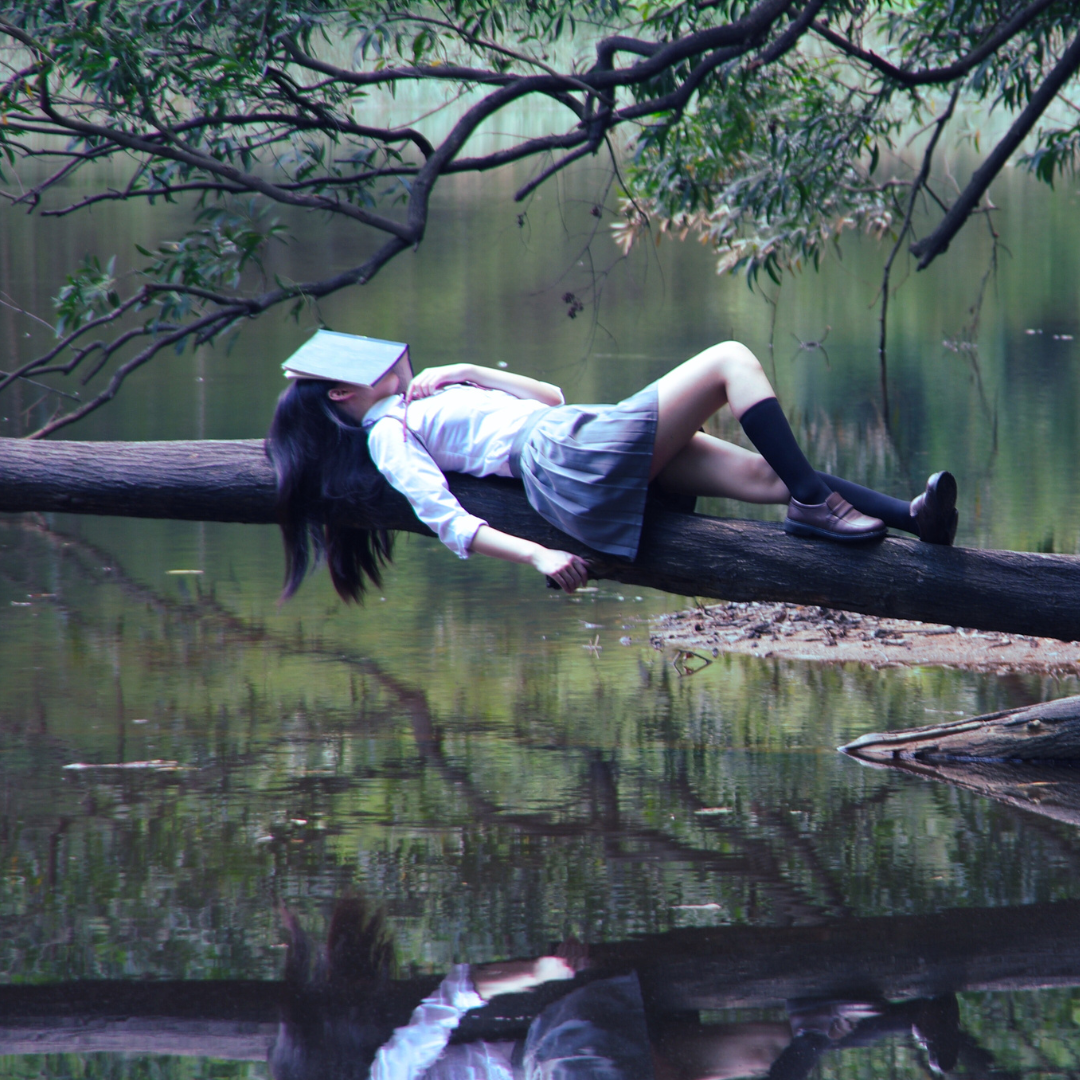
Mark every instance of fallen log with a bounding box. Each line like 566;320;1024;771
840;694;1080;764
2;437;1080;639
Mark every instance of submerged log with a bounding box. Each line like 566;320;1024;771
840;694;1080;764
2;436;1080;639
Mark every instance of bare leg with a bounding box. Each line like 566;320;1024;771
650;341;776;480
649;341;887;542
651;1020;792;1080
656;433;789;503
650;341;786;502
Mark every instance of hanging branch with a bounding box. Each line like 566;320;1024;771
877;83;963;382
1;0;1079;435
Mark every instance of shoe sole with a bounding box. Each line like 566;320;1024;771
920;471;959;545
784;520;887;543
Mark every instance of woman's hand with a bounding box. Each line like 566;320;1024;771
530;546;590;593
405;364;473;403
408;363;564;406
469;526;590;592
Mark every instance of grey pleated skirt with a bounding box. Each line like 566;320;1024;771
510;383;659;560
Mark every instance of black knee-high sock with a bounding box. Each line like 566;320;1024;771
818;472;918;534
739;397;831;504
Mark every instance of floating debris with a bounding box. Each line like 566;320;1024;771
166;569;203;575
63;760;183;771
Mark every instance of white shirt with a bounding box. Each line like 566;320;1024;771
368;964;514;1080
363;386;554;559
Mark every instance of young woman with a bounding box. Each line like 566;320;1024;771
266;341;958;601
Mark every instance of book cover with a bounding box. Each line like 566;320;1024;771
282;330;411;386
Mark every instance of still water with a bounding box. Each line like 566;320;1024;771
2;144;1080;1077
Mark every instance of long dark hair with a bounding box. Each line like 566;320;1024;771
265;378;395;603
270;897;399;1080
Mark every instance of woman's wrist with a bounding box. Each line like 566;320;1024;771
526;543;551;569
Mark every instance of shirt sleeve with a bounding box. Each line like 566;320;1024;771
367;419;488;559
369;964;486;1080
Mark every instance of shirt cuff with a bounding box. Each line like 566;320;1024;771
444;963;486;1011
447;515;487;559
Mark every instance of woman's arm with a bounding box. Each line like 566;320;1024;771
471;956;576;1000
470;525;589;593
368;420;586;590
406;363;564;406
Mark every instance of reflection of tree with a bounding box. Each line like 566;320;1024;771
6;522;1080;1071
7;516;1080;983
1;517;843;931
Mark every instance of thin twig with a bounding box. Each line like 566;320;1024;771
0;369;80;400
878;84;962;385
515;142;597;202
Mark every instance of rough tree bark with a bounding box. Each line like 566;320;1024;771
841;695;1080;771
2;436;1080;640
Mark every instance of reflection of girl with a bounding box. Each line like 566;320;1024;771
267;342;958;601
267;898;619;1080
268;900;761;1080
269;901;958;1079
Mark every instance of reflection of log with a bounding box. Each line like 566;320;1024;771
3;437;1080;638
851;757;1080;828
4;901;1080;1057
594;899;1080;1012
0;978;438;1059
841;694;1080;764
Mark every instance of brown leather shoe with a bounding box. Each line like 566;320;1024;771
784;492;886;542
910;471;958;545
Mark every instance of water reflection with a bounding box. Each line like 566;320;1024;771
6;897;1080;1076
270;897;964;1080
5;516;1080;1075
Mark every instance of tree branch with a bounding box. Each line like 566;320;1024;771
878;83;962;366
0;291;148;397
23;234;411;438
514;142;598;202
282;39;514;88
31;68;419;242
27;314;235;439
811;0;1060;87
911;28;1080;268
749;0;829;70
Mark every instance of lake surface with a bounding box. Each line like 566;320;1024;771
2;141;1080;1078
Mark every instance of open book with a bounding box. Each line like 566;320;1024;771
282;330;413;387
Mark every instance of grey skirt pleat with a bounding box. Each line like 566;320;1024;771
516;383;658;560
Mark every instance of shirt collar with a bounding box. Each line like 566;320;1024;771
361;393;404;427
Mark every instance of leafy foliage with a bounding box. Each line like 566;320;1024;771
1;0;1080;432
54;255;121;338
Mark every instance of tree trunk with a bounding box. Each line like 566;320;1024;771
2;437;1080;640
841;694;1080;771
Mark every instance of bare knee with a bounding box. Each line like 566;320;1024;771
691;341;774;418
693;341;765;390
